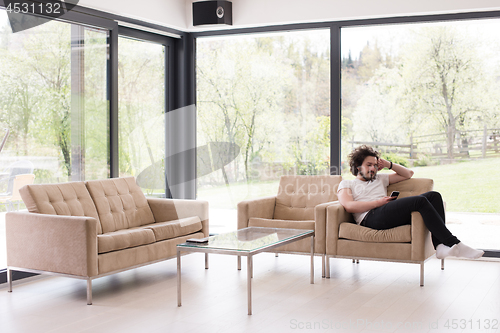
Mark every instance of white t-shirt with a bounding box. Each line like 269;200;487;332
337;174;390;224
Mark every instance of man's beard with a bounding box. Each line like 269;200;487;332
360;170;377;182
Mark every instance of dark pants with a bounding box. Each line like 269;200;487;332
362;191;460;249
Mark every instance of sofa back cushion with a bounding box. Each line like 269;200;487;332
19;181;102;234
85;177;155;233
387;178;434;198
274;175;342;221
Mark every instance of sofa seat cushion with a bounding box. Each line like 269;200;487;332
248;217;315;231
145;216;202;242
98;227;156;254
339;223;411;243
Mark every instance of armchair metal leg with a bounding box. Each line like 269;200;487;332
325;255;330;278
441;259;444;270
7;268;12;292
420;262;424;287
87;279;92;305
205;253;209;269
275;253;279;257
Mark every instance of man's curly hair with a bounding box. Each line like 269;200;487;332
348;145;380;176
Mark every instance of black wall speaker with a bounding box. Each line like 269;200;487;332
193;1;232;26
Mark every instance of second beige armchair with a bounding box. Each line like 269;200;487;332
237;175;342;277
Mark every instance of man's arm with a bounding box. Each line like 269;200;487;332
378;158;414;184
338;188;396;214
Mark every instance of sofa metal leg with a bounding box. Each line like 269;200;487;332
7;268;12;292
205;253;209;269
275;253;279;257
325;256;330;278
441;259;444;270
420;263;424;287
87;279;92;305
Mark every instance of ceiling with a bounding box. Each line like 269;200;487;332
78;0;500;32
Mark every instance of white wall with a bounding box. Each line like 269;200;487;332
78;0;187;30
79;0;500;31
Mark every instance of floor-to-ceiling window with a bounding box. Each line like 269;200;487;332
117;35;166;197
0;10;109;269
341;19;500;251
196;29;330;233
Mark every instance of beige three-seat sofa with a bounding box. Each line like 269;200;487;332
5;177;208;304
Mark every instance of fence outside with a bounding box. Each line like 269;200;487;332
349;126;500;164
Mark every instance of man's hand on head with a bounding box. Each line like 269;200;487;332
377;158;389;171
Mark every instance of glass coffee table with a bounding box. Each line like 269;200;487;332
177;227;315;315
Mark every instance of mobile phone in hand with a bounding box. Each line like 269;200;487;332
390;191;400;199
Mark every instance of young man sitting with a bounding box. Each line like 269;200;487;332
337;145;484;260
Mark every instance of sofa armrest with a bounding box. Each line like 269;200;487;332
314;201;341;253
6;212;98;277
410;211;435;261
147;198;209;237
237;196;276;230
326;202;354;255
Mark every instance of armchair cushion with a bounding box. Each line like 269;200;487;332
337;240;411;260
387;178;433;198
339;222;411;243
248;217;314;231
274;175;341;221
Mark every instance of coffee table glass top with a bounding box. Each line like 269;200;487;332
178;227;313;252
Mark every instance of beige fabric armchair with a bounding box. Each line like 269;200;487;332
238;175;342;277
325;178;442;286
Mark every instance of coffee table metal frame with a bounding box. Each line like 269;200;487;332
176;227;315;315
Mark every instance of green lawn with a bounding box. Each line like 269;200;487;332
198;157;500;213
412;158;500;213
